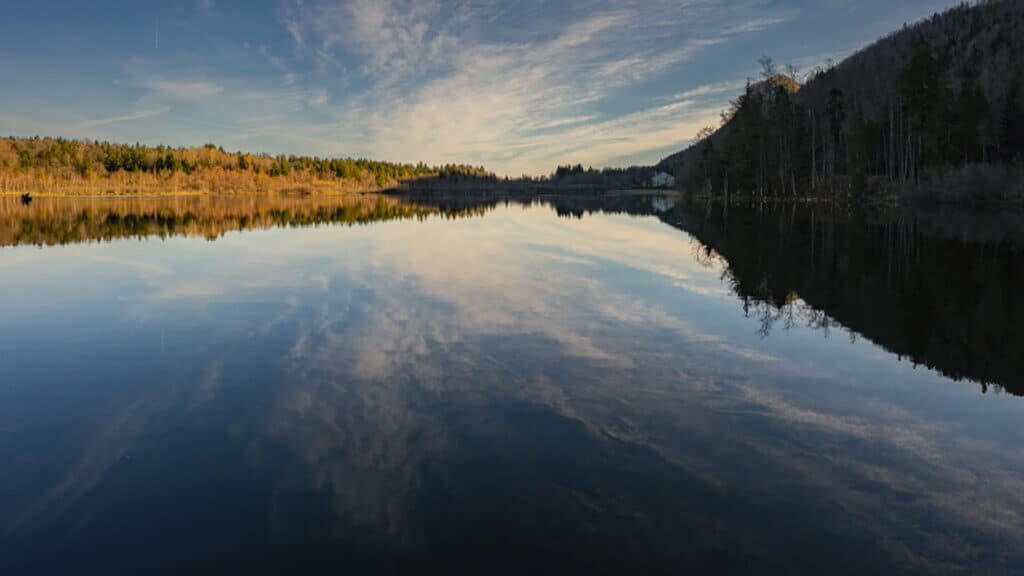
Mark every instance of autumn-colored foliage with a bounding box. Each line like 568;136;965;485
0;137;493;195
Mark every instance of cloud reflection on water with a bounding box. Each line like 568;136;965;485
3;201;1023;572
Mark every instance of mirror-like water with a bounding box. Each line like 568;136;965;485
1;194;1022;574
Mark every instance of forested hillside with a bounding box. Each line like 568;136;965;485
663;0;1024;200
0;137;493;195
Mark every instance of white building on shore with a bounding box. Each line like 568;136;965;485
649;171;676;189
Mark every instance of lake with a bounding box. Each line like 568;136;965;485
1;194;1022;574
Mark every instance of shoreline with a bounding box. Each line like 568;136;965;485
2;186;683;200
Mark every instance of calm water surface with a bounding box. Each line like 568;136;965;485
1;195;1022;574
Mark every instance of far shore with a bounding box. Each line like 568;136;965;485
2;185;684;199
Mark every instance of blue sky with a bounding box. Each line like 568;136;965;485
0;0;955;175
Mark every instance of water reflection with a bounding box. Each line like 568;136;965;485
0;194;458;246
1;196;1023;574
663;199;1024;395
0;193;664;248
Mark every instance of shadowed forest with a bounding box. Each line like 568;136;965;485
665;1;1024;200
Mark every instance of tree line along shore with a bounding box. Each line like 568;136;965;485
0;137;493;196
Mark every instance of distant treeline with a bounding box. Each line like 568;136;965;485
550;164;657;188
666;0;1024;200
0;137;492;195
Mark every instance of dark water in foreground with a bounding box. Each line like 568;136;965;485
1;194;1022;574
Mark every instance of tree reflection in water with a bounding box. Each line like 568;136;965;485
664;198;1024;395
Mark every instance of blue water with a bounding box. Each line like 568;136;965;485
1;197;1022;574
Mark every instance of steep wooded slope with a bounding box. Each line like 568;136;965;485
660;0;1024;199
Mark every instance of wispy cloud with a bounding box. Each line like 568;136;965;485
277;0;792;174
1;0;956;172
722;15;793;35
308;89;328;107
6;0;794;172
197;0;216;17
143;79;223;101
77;106;171;129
